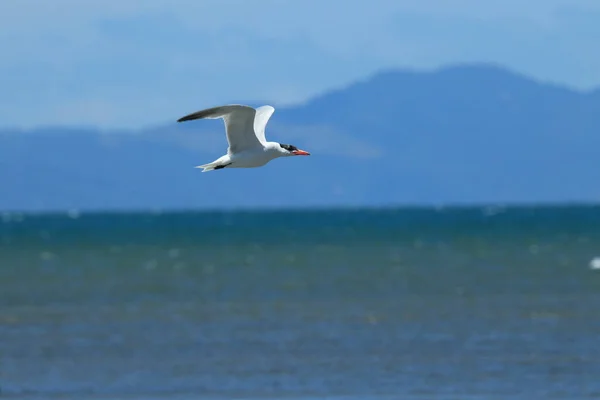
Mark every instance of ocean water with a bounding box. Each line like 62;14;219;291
1;206;600;400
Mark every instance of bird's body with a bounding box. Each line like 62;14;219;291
176;104;310;171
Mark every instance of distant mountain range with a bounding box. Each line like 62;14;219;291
2;63;600;212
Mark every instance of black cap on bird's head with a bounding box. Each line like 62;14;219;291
279;143;310;156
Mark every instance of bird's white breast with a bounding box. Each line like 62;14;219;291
229;147;280;168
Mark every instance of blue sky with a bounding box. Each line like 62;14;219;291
1;0;599;129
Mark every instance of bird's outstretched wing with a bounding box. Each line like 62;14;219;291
253;105;275;144
177;104;274;154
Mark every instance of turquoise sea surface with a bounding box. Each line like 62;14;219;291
1;206;600;399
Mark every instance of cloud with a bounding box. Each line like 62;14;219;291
1;0;600;129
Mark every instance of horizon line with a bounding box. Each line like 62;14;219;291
2;200;600;217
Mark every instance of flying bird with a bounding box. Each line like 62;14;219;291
176;104;310;172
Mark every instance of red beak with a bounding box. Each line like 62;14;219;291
292;149;310;156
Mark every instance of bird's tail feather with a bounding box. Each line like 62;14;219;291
195;162;218;172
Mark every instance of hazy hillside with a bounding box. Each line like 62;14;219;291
2;63;600;212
